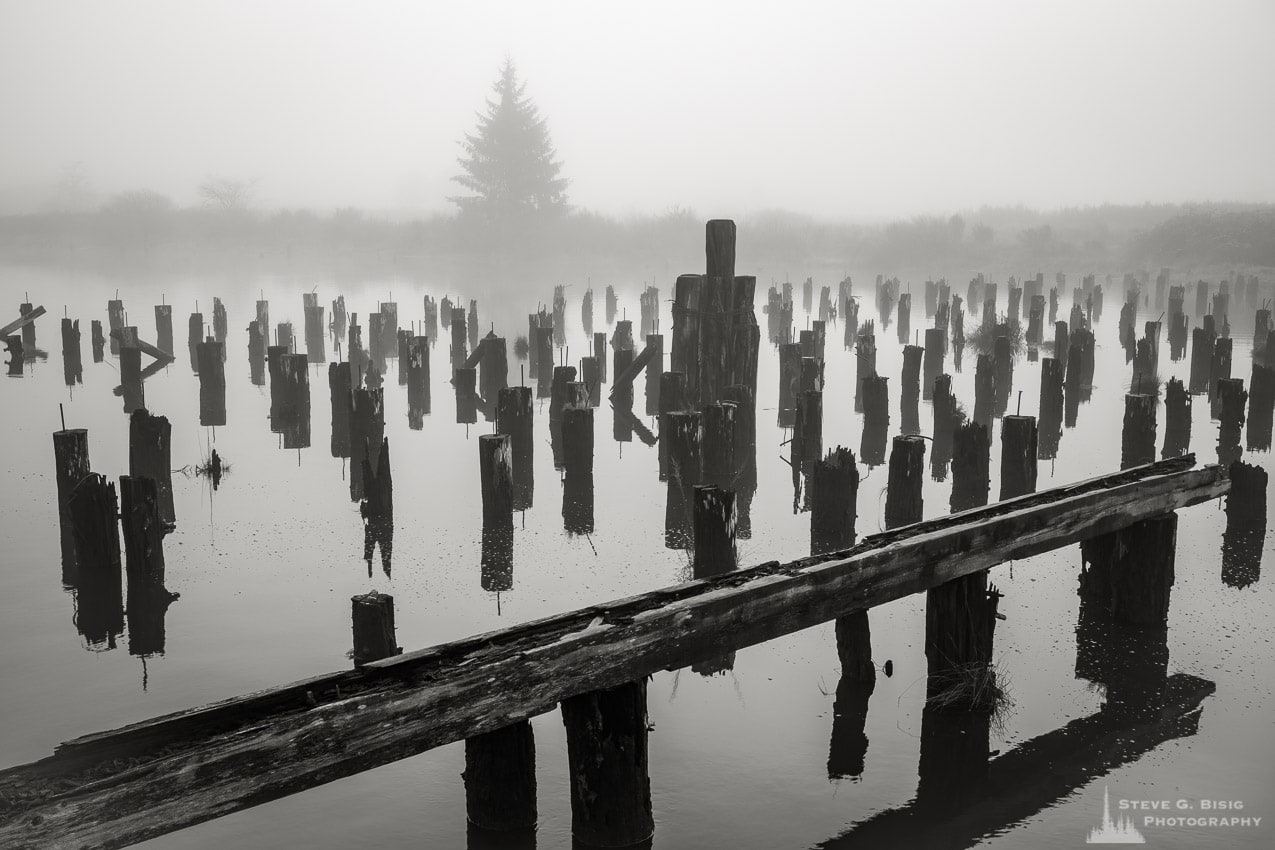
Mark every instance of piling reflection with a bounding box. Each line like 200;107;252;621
1223;462;1266;588
360;437;393;579
481;522;514;593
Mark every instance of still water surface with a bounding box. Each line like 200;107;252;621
0;265;1271;849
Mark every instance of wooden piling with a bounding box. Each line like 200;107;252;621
885;435;926;529
1080;514;1177;626
1247;363;1275;451
951;421;990;512
128;410;174;528
463;721;537;833
1209;337;1233;414
560;680;655;848
196;337;226;427
703;401;738;488
562;405;595;479
118;475;165;586
811;446;858;555
860;374;890;466
478;434;514;523
901;344;922;435
351;591;400;666
1217;377;1247;466
455;367;478;424
497;386;534;511
1121;394;1157;470
693;485;737;575
1161;378;1191;458
922;327;944;401
1000;415;1038;499
68;473;122;575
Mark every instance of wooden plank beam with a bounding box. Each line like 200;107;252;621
0;457;1226;850
109;328;175;363
608;339;659;396
0;305;46;337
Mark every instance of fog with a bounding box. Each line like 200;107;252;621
2;0;1273;219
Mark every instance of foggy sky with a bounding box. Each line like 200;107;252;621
2;0;1273;219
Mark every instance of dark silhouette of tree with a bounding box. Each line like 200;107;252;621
451;60;568;219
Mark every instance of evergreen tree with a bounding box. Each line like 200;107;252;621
451;60;568;218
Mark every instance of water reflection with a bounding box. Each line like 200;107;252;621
1223;463;1266;588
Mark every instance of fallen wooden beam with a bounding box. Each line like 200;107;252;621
816;673;1214;849
0;305;45;338
608;339;659;396
460;336;487;371
0;456;1226;850
109;328;175;363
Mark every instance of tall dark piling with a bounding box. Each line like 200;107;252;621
580;356;601;408
860;375;890;467
69;473;124;648
811;446;858;555
664;410;702;548
534;326;554;398
1038;357;1064;459
1161;378;1191;458
562;404;595;480
1247;363;1275;451
186;312;202;371
480;334;508;403
703;401;738;489
463;721;538;836
778;342;802;426
119;475;166;586
1080;514;1177;627
129;410;174;528
1223;461;1267;588
901;344;922;435
644;334;664;416
351;591;400;665
992;333;1013;416
61;318;82;385
594;331;607;383
999;415;1038;498
497;386;534;511
1209;337;1233;416
854;323;877;413
951;421;990;512
1188;327;1213;394
154;304;173;356
693;485;737;575
930;374;961;481
247;320;266;385
119;344;145;414
455;367;479;425
53;428;90;581
884;435;925;528
560;680;654;848
348;387;384;502
451;308;468;370
330;362;352;456
973;354;994;435
90;319;105;362
360;438;393;575
303;294;325;364
212;298;228;344
896;292;911;346
1121;394;1157;469
1217;377;1247;467
478;434;514;523
792;390;823;501
196;337;226;427
108;299;125;355
922;327;944;401
406;336;431;426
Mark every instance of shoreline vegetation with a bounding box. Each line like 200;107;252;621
1;201;1272;284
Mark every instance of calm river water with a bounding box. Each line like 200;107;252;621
0;263;1270;849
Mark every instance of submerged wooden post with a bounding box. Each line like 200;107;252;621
560;680;655;848
68;473;121;575
118;475;165;585
693;485;737;575
1247;363;1275;451
196;337;226;427
53;428;90;577
811;446;858;555
1121;394;1157;470
350;591;401;666
129;409;174;528
885;435;925;529
1162;378;1192;458
922;327;944;400
497;386;534;510
478;434;514;522
951;421;990;512
463;721;537;834
1000;415;1038;499
1080;513;1178;627
1216;377;1247;466
901;344;922;435
562;404;595;479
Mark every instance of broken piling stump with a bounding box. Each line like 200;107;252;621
351;591;401;666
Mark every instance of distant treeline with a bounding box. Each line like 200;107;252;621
0;196;1271;280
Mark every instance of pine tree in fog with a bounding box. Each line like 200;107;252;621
451;59;568;219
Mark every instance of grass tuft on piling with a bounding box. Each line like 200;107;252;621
926;659;1012;719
